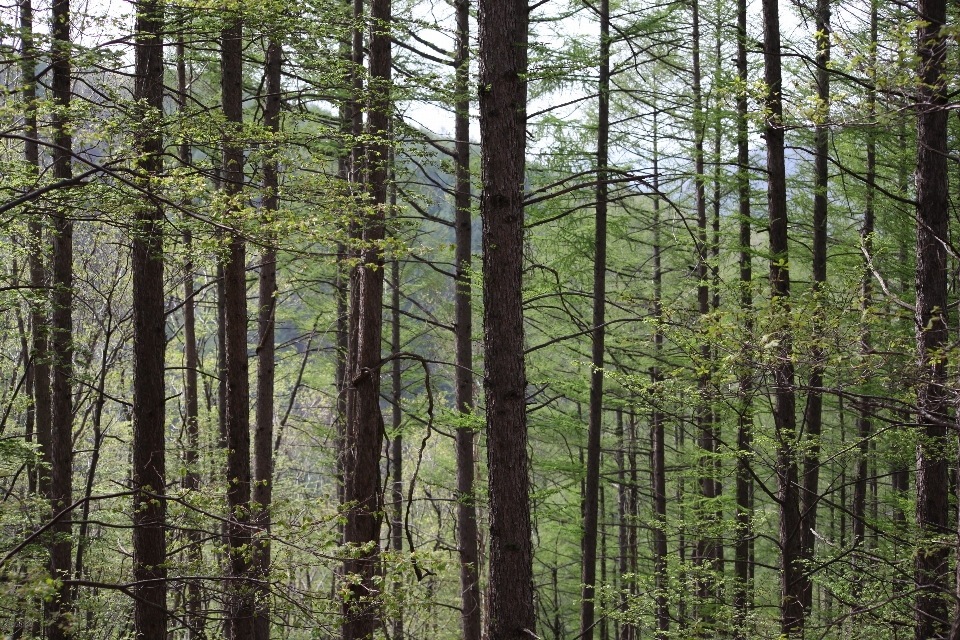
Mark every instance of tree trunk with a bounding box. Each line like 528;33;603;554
733;0;752;627
477;0;535;635
914;0;951;634
390;251;403;640
48;0;74;633
580;0;609;635
177;33;203;640
454;0;481;634
341;0;390;634
253;37;282;640
131;1;167;636
221;13;253;639
760;0;805;631
651;109;669;639
799;0;830;616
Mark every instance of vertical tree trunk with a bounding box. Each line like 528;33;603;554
453;0;481;635
615;411;626;640
221;13;253;639
760;0;805;631
177;33;203;640
20;0;51;504
253;37;282;640
131;1;167;637
799;0;830;616
390;251;403;640
651;109;669;639
48;0;74;634
913;0;950;634
341;0;390;634
477;0;534;635
733;0;752;627
580;1;609;636
690;0;717;620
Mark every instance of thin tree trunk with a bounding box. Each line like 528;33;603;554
799;0;830;616
477;0;535;634
177;32;203;640
453;0;481;634
760;0;805;630
221;12;253;639
580;0;609;635
20;0;51;507
253;37;282;640
341;0;390;634
651;109;669;639
690;0;717;620
390;251;403;640
733;0;752;626
616;410;628;640
48;0;75;633
914;0;951;633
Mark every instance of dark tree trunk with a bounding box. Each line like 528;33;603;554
914;0;951;634
454;0;481;634
221;13;253;640
48;0;74;634
177;33;203;640
253;37;282;640
131;1;167;636
580;0;609;635
390;252;403;640
341;0;390;635
477;0;534;635
799;0;830;615
650;112;669;639
615;410;629;640
760;0;806;631
20;0;51;504
691;0;717;620
733;0;752;627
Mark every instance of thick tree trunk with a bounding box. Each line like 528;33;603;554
454;0;481;635
131;1;167;637
48;0;74;634
221;14;253;640
253;37;282;640
799;0;830;615
477;0;534;636
914;0;951;635
760;0;806;632
580;0;609;635
341;0;390;635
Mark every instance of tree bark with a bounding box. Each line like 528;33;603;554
914;0;951;634
477;0;535;636
177;32;203;640
733;0;752;627
650;109;669;639
454;0;481;635
580;0;609;635
253;37;282;640
221;13;253;639
760;0;806;631
390;251;403;640
341;0;390;634
131;0;167;636
799;0;830;615
49;0;74;633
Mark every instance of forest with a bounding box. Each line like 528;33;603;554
0;0;957;635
